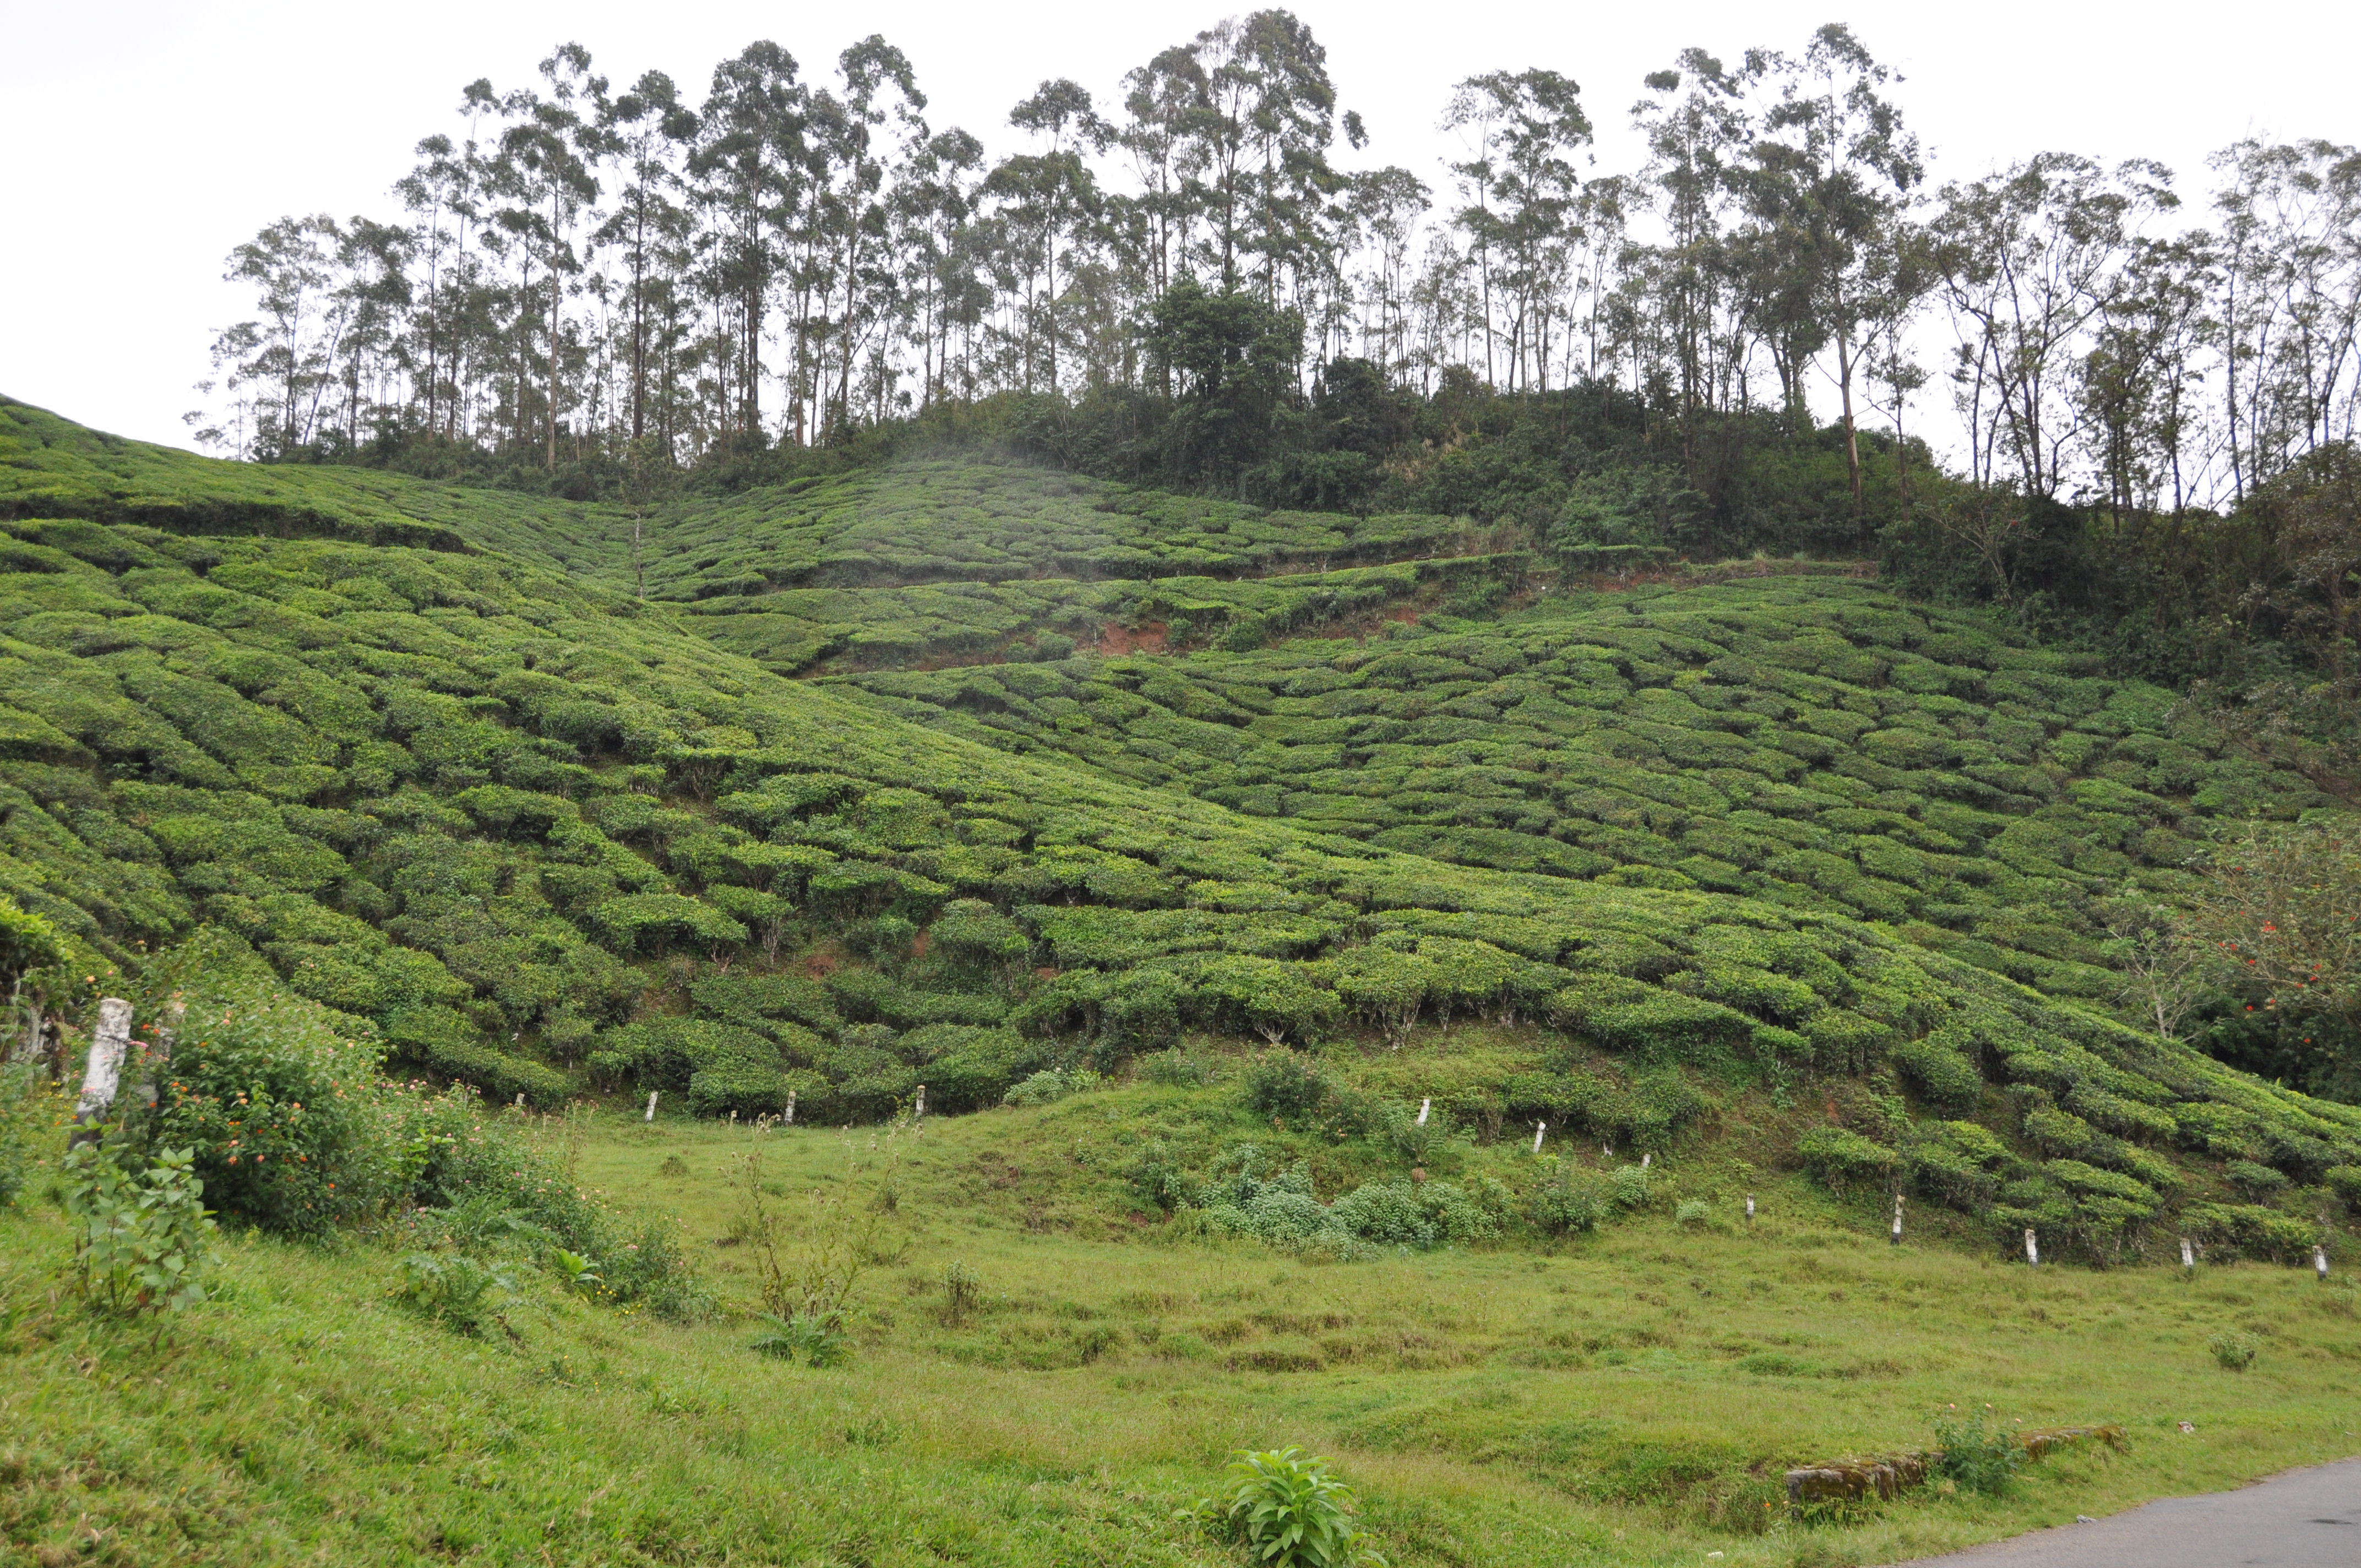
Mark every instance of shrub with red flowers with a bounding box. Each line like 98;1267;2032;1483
155;990;405;1234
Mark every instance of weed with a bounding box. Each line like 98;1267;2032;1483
2207;1330;2260;1371
749;1310;848;1367
396;1252;515;1336
1677;1199;1712;1227
550;1249;602;1295
1932;1406;2022;1495
942;1261;983;1325
58;1139;220;1317
658;1155;689;1178
1195;1446;1384;1568
1141;1048;1211;1087
1243;1054;1330;1123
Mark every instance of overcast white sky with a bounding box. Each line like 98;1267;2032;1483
3;0;2353;452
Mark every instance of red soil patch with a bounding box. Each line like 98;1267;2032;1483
1095;620;1168;655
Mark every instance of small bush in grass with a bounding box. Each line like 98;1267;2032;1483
941;1260;983;1324
1531;1166;1608;1234
396;1251;515;1335
750;1310;848;1366
1004;1067;1095;1106
1140;1047;1211;1087
1195;1447;1384;1568
59;1140;220;1317
1675;1198;1711;1227
1932;1406;2022;1495
1611;1163;1653;1210
1242;1052;1329;1121
2207;1330;2259;1371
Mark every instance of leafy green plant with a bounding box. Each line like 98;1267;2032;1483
2207;1330;2260;1371
59;1140;220;1317
940;1261;983;1325
1004;1068;1085;1107
1609;1164;1653;1211
749;1309;849;1366
550;1249;601;1294
150;980;402;1234
1197;1447;1385;1568
1675;1199;1711;1227
396;1252;515;1335
1243;1053;1330;1122
1932;1406;2023;1495
1531;1164;1608;1234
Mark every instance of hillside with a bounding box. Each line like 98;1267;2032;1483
6;395;2359;1271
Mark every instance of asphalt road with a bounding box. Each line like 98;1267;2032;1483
1902;1458;2361;1567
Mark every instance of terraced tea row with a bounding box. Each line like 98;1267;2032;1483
837;578;2310;1010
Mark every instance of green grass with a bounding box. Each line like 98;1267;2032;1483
4;1090;2357;1566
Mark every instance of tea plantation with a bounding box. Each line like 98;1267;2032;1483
835;576;2293;1008
5;394;2361;1566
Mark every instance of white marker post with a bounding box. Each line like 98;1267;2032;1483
644;1090;659;1123
1532;1120;1547;1154
515;1092;525;1110
915;1084;927;1120
1891;1193;1905;1246
2318;1245;2331;1283
2180;1237;2195;1273
1640;1152;1650;1169
785;1090;796;1125
1416;1097;1430;1126
71;998;134;1143
1745;1193;1756;1224
2025;1228;2040;1267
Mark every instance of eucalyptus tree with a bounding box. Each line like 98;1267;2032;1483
1631;51;1749;469
1932;154;2170;498
597;71;698;448
215;213;343;458
1345;166;1429;375
815;38;929;435
1184;10;1339;302
1747;24;1922;530
689;41;808;445
2079;230;2217;519
994;78;1111;394
487;43;606;470
1119;45;1209;303
2211;138;2361;498
1443;68;1591;392
896;126;986;406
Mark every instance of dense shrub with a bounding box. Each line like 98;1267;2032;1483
1243;1052;1331;1122
1797;1127;1901;1194
155;990;405;1234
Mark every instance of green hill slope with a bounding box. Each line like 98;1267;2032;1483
3;398;2358;1265
835;576;2304;1008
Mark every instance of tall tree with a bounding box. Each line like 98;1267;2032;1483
1748;24;1922;534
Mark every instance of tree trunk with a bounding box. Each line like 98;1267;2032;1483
1837;323;1865;548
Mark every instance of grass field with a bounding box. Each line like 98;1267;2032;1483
4;1069;2358;1568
